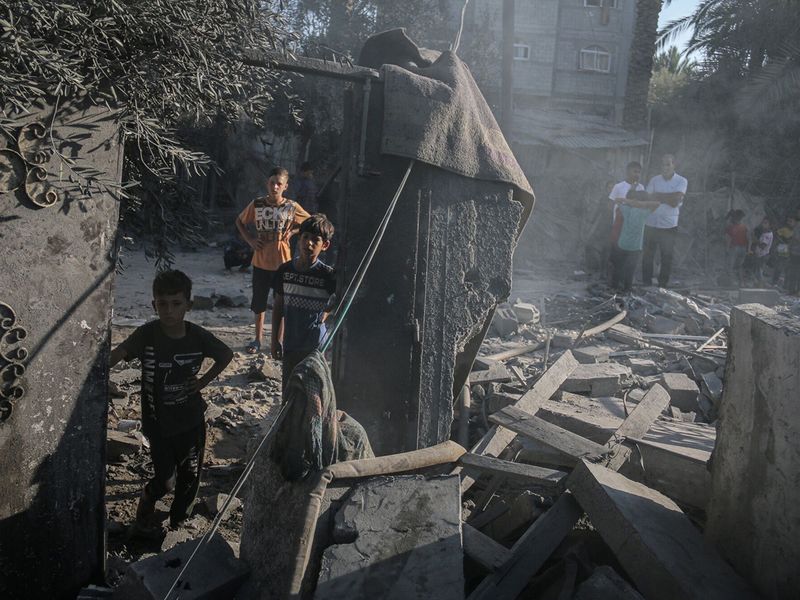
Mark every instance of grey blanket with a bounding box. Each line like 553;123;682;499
374;30;534;205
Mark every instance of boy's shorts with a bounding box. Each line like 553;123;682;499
251;267;275;313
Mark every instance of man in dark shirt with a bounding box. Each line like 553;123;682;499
110;270;233;530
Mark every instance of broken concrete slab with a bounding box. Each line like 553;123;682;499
491;305;519;338
530;392;714;508
737;287;780;307
568;460;759;600
106;430;142;463
658;373;700;412
706;304;800;598
316;475;463;600
490;405;606;467
160;529;192;553
114;534;248;600
469;361;513;385
607;323;644;344
461;351;579;493
561;363;631;397
572;345;613;364
512;301;539;324
626;357;659;376
551;331;578;348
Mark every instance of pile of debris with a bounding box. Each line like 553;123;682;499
96;287;784;599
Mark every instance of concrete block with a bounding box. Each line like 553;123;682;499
192;289;216;310
469;361;513;385
568;461;759;600
607;323;644;344
204;493;241;521
512;301;539;324
626;357;659;376
706;305;800;598
658;373;700;412
572;345;612;364
737;288;780;307
646;315;685;335
551;331;578;348
561;363;631;397
106;430;141;463
491;305;519;338
114;534;248;600
316;475;463;600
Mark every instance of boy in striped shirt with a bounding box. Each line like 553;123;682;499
271;214;337;392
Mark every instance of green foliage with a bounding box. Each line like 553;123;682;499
652;1;800;202
0;0;297;255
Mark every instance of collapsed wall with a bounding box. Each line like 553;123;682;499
705;304;800;599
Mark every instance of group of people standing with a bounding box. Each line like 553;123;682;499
606;154;688;293
725;209;800;294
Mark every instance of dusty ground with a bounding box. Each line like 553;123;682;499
106;246;285;574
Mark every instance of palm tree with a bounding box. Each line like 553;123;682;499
653;46;697;75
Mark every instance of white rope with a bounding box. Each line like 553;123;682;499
451;0;471;55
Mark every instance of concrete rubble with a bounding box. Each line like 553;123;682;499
98;266;800;599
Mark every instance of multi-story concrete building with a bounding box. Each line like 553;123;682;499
462;0;657;127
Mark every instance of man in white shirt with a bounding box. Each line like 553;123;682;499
607;161;646;282
639;154;688;287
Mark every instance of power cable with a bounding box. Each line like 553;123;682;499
162;159;415;599
451;0;471;55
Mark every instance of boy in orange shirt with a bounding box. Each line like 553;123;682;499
236;167;310;353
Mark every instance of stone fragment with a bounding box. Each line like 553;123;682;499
114;534;248;600
117;419;140;433
568;460;759;600
106;430;141;463
160;529;192;553
561;363;631;397
204;404;223;423
699;372;722;404
205;493;242;521
470;361;513;385
572;345;612;364
317;475;463;600
626;357;659;376
512;301;539;324
658;373;700;412
646;315;685;335
607;323;644;344
706;305;800;598
491;305;519;338
737;288;780;307
551;331;578;348
192;289;216;311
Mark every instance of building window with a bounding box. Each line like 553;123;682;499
580;45;611;72
513;44;530;61
584;0;619;7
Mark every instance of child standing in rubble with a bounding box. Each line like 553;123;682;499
271;214;337;393
110;270;233;531
236;167;310;354
611;188;660;293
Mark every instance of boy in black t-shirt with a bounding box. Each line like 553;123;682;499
271;214;337;393
110;270;233;530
